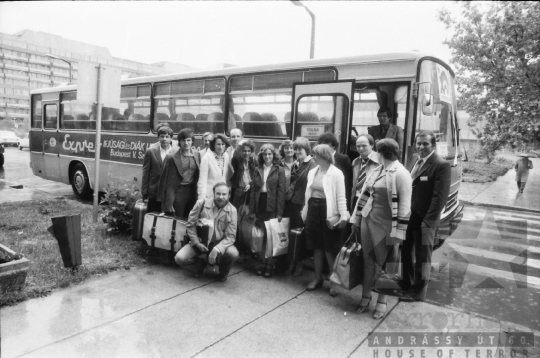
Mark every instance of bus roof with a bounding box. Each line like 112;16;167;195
30;52;453;95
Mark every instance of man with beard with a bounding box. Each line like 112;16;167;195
175;182;239;282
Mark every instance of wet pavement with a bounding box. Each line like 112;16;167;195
0;147;75;202
461;157;540;213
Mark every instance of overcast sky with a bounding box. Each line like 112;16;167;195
0;1;467;69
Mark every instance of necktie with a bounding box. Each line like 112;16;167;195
355;158;368;194
411;159;424;178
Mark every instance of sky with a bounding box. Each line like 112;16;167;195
0;1;465;70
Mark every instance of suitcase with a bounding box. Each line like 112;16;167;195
132;199;148;241
141;213;189;252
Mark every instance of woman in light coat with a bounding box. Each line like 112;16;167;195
301;144;350;297
197;133;231;200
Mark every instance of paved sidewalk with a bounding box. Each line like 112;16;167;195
1;263;538;358
459;157;540;213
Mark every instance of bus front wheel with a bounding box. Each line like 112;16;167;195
71;163;92;200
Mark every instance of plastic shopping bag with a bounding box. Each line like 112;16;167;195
270;218;290;257
264;220;273;259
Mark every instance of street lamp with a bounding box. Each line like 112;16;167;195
45;54;72;84
290;0;316;59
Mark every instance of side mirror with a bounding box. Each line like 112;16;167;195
421;94;434;116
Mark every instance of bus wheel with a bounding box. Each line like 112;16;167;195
71;163;92;200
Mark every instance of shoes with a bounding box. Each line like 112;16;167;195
264;263;274;278
256;265;265;276
399;294;421;302
292;264;303;277
285;263;295;276
373;301;387;320
193;260;206;278
237;254;245;264
329;288;338;297
356;295;372;314
306;279;324;291
217;275;227;282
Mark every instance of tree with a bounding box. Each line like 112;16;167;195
438;2;540;161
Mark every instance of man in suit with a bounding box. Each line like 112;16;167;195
400;131;451;302
317;132;353;211
175;182;238;282
368;107;404;160
157;128;201;218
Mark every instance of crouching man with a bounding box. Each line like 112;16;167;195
175;182;239;282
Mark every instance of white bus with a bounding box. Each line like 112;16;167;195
29;52;463;219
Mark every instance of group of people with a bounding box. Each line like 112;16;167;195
141;109;452;320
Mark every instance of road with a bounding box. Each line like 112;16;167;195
0;146;76;202
2;147;539;333
429;206;540;332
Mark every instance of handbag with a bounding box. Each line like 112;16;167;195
250;218;265;255
326;214;340;230
372;243;403;297
329;232;364;290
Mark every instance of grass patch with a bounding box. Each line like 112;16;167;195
0;198;166;307
462;156;514;183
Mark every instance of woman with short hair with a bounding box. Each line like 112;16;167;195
301;144;350;296
197;133;231;200
351;138;411;320
284;137;317;276
249;144;286;278
279;139;296;193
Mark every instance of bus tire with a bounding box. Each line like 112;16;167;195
71;163;92;200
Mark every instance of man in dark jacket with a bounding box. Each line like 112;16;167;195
317;132;353;212
141;124;173;212
400;131;451;302
368;107;404;160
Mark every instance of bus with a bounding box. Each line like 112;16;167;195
29;52;463;223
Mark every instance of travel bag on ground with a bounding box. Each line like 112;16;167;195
141;213;188;252
132;199;148;241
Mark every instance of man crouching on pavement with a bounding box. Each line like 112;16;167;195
175;182;239;282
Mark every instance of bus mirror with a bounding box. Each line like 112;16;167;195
421;94;434;116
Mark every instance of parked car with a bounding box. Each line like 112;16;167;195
18;134;29;150
0;131;19;147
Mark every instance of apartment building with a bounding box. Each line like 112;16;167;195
0;30;197;124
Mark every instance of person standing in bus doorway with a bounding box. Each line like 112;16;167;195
317;132;353;212
157;128;201;218
515;154;534;194
400;131;451;302
141;124;173;212
199;132;214;158
351;134;379;210
368;107;404;160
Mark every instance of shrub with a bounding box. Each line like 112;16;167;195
100;183;141;234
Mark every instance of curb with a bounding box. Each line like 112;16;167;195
460;200;540;215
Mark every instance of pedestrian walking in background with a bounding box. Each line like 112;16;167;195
249;144;285;278
515;155;534;194
351;138;411;319
283;137;317;276
157;128;200;217
401;131;451;303
302;144;350;297
141;124;173;212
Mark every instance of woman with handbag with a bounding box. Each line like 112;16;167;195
351;138;411;320
301;144;350;296
284;137;317;276
249;144;286;278
230;139;256;262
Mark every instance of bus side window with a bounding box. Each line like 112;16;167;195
31;94;42;129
